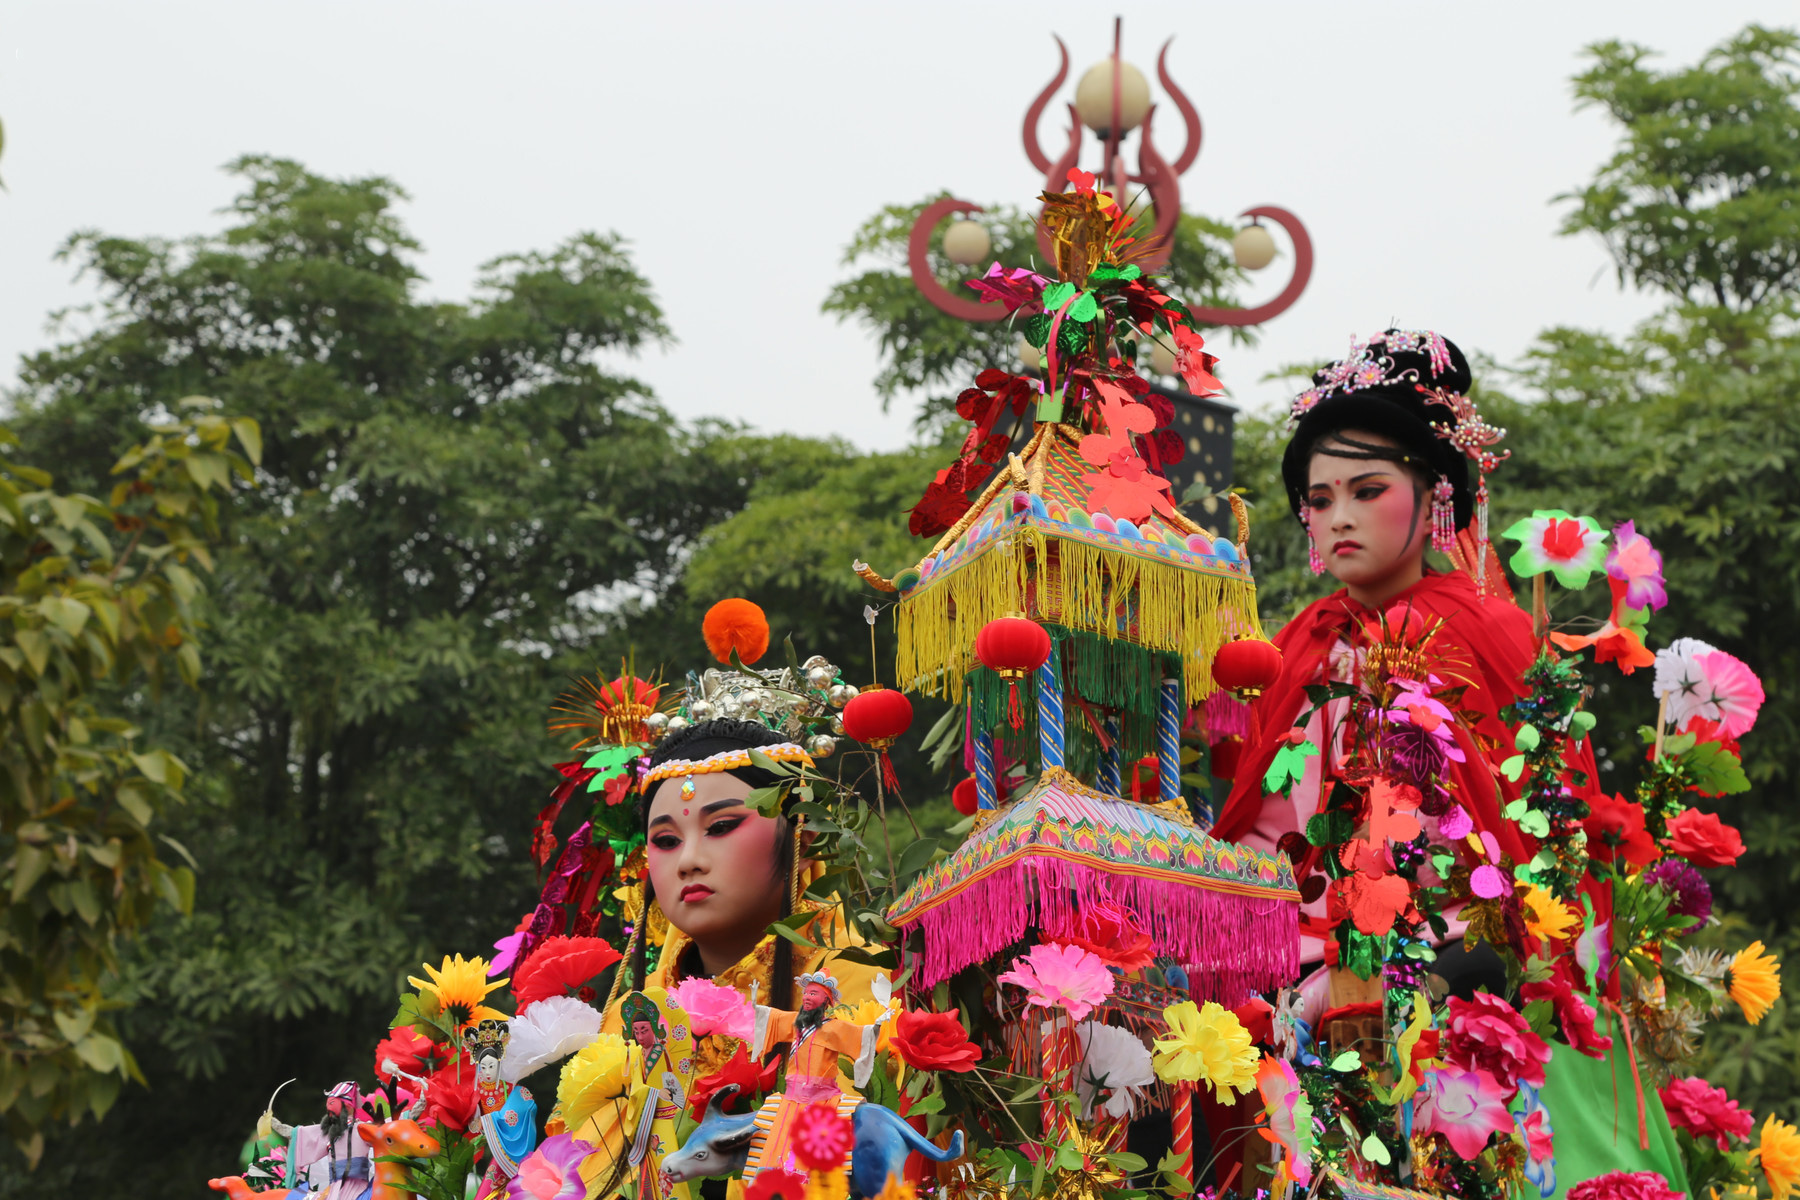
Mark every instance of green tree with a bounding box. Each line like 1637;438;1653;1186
1561;25;1800;311
0;404;258;1164
0;158;824;1189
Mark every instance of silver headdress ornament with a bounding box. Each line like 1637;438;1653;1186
658;653;853;760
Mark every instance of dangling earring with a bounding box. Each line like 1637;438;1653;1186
1430;478;1457;555
1303;506;1325;575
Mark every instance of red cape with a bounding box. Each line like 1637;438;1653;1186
1212;570;1539;867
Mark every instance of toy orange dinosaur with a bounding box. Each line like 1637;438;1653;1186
207;1117;440;1200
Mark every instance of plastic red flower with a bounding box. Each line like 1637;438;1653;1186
889;1009;982;1073
1171;325;1223;397
1566;1171;1685;1200
1441;992;1550;1095
375;1025;438;1084
511;936;622;1012
1417;1067;1514;1160
1665;808;1746;868
1581;794;1661;867
420;1067;479;1133
791;1102;854;1171
743;1170;809;1200
688;1046;779;1120
1521;976;1612;1059
1659;1076;1755;1151
1063;901;1155;973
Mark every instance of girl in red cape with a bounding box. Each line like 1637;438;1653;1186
1212;330;1537;960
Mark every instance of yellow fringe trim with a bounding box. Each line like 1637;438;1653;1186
895;526;1262;704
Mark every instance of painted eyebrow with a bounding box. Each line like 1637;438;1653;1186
648;798;745;830
1309;471;1392;490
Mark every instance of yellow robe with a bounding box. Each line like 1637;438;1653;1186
575;906;883;1198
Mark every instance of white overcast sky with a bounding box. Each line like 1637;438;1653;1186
0;2;1787;447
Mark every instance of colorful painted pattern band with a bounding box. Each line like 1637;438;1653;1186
887;771;1299;1003
640;744;813;788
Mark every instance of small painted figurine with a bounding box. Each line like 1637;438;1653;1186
466;1019;538;1198
742;971;880;1178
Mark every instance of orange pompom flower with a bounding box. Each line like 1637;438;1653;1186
703;598;770;665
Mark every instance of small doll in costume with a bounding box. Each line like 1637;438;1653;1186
740;970;881;1179
466;1019;538;1197
619;990;696;1200
281;1081;373;1198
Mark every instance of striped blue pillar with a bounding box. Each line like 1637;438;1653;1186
1158;676;1182;804
973;726;998;810
1097;714;1122;795
1036;655;1065;771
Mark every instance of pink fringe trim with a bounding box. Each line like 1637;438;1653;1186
1200;691;1251;740
912;858;1299;1005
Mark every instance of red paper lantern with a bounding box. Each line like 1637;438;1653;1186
1209;736;1245;782
974;615;1053;729
1211;637;1283;699
952;776;981;816
842;686;914;793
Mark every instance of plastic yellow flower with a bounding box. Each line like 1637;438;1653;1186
1753;1114;1800;1199
846;998;903;1052
1521;885;1579;944
1727;941;1782;1025
407;953;508;1033
558;1031;630;1130
1152;1001;1258;1099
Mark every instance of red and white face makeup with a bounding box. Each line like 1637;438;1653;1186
1306;429;1430;603
645;770;786;960
800;982;834;1012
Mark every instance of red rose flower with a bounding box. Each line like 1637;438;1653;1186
1441;991;1551;1096
1582;794;1661;867
419;1066;479;1133
1063;901;1155;973
1659;1076;1755;1151
688;1046;780;1121
889;1009;981;1074
1664;808;1746;868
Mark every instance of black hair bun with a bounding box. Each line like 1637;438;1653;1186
1280;328;1476;530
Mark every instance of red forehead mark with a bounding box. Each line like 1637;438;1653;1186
682;808;690;816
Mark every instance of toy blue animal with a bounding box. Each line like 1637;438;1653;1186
660;1086;964;1199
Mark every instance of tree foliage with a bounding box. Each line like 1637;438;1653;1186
1562;25;1800;309
0;158;814;1187
0;404;258;1164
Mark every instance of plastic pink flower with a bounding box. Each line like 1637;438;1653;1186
997;943;1114;1021
1254;1054;1314;1186
1500;509;1609;589
1607;521;1667;611
507;1133;596;1199
668;977;754;1041
1566;1171;1685;1200
1654;638;1765;738
1659;1076;1755;1151
1441;992;1550;1095
1417;1067;1514;1159
791;1102;855;1171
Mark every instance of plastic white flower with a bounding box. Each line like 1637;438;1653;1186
1074;1021;1155;1120
502;994;603;1083
1654;638;1765;738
